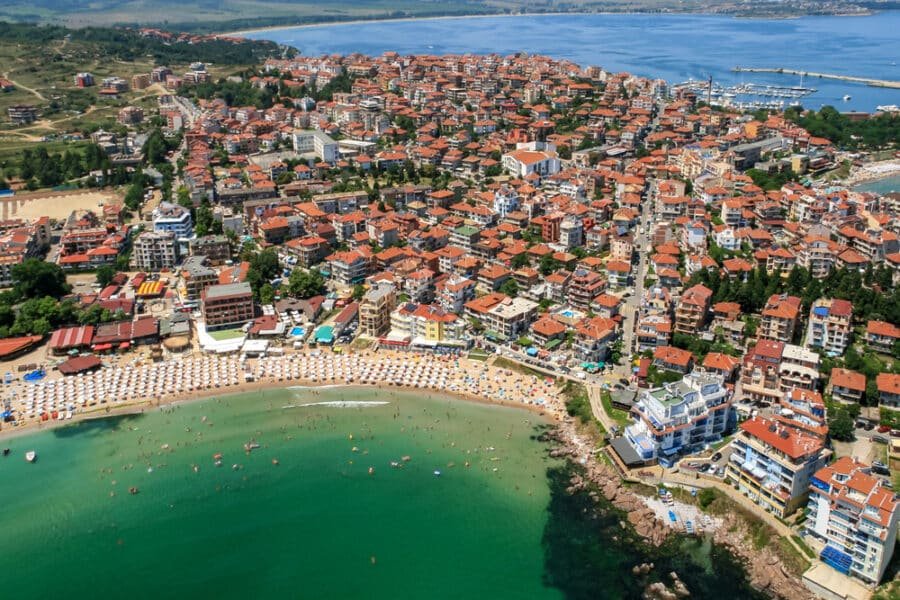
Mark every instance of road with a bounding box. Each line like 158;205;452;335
617;180;652;373
1;72;46;102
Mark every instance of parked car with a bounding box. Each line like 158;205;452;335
711;452;722;462
877;425;891;433
618;378;629;386
873;435;889;444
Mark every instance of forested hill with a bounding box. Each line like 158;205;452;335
0;22;289;65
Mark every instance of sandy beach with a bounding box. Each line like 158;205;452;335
0;348;566;441
841;158;900;186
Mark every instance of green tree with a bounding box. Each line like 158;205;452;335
510;253;530;269
259;283;275;305
11;259;70;300
351;284;366;301
246;249;280;299
539;254;561;276
499;278;519;297
828;407;855;442
288;269;326;299
95;265;116;288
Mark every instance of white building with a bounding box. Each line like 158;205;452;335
153;202;193;240
501;144;560;178
132;230;179;271
493;185;519;218
806;457;899;586
292;129;339;163
559;217;584;249
622;372;734;467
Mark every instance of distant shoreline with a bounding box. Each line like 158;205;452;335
222;9;876;38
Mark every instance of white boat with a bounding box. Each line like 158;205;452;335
25;451;36;463
843;95;852;102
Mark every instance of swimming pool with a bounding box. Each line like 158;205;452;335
559;310;575;318
290;326;306;337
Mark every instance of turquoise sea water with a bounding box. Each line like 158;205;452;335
247;12;900;111
0;388;762;599
855;174;900;194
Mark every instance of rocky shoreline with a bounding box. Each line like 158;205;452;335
545;425;813;600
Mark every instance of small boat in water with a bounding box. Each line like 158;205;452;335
2;448;9;457
243;441;261;453
129;486;139;495
843;94;852;102
433;470;442;477
25;450;36;463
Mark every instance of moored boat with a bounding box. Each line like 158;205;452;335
25;450;36;463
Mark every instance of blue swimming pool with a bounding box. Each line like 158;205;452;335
559;310;575;318
290;326;306;337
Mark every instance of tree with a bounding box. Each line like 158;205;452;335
539;254;561;276
288;269;326;299
499;278;519;297
11;259;70;300
259;283;275;305
246;249;280;299
351;284;366;301
510;253;530;269
95;265;116;288
828;407;855;442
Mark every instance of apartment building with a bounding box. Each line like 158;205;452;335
153;202;194;240
292;129;339;163
568;268;606;310
674;284;712;335
180;256;219;300
327;250;369;285
806;457;900;586
189;235;232;266
132;230;179;271
866;320;900;354
201;282;255;330
390;302;467;346
621;372;733;467
727;416;828;517
806;298;853;355
828;368;866;404
359;283;396;338
464;293;538;340
779;344;821;394
758;294;802;343
573;316;618;362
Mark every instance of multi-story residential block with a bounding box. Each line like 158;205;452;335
389;302;468;346
189;235;232;266
132;230;179;271
806;457;899;586
636;315;672;351
435;275;476;314
758;294;802;343
876;373;900;409
568;268;606;309
621;372;733;467
501;148;560;178
573;316;617;362
740;340;785;403
464;293;538;340
179;255;219;300
359;283;396;338
327;250;369;285
292;129;339;163
866;320;900;354
727;416;828;517
828;367;866;404
201;282;255;330
674;284;712;335
779;343;821;394
806;298;853;355
153;202;194;240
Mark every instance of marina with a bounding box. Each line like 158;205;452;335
673;78;817;111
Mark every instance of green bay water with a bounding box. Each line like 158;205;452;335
0;387;763;599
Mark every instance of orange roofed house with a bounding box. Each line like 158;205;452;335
805;457;900;585
726;416;829;517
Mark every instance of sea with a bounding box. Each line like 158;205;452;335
245;12;900;112
0;387;764;599
855;174;900;194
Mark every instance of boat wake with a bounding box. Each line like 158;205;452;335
283;401;391;409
